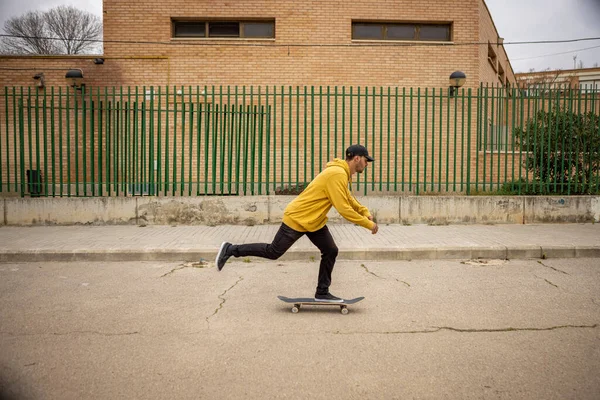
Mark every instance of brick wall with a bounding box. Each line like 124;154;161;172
479;0;515;86
100;0;512;88
0;56;169;89
0;1;518;90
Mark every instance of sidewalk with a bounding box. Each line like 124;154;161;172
1;223;599;262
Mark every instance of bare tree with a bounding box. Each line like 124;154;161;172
45;6;102;54
1;11;58;55
0;5;102;55
517;68;564;90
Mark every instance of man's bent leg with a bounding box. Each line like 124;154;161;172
306;225;339;295
230;223;303;260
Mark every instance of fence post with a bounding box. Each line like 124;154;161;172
18;97;25;197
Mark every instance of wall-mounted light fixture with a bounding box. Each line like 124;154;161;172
33;72;45;89
65;69;84;90
94;58;104;65
449;71;466;97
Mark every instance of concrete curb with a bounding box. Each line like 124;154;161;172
2;246;599;262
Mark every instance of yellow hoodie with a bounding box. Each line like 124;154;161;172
282;158;375;232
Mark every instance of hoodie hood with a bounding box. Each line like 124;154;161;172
326;158;350;179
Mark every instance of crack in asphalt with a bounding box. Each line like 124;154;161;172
359;264;410;287
206;276;244;326
161;261;209;277
534;274;559;288
544;278;559;288
537;260;570;275
360;263;383;279
329;324;598;335
0;330;139;337
160;265;187;277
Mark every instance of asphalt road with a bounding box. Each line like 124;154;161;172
1;258;599;399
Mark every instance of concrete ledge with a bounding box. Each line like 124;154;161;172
592;197;600;222
2;195;599;226
525;196;596;223
541;246;577;259
137;197;270;226
575;247;600;258
328;197;401;224
268;196;296;222
470;247;508;260
401;197;523;225
5;198;137;225
507;246;543;260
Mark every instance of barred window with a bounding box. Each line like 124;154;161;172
484;124;513;152
352;21;451;41
173;20;275;39
579;80;600;93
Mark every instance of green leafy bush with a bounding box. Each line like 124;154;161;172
274;183;308;195
512;105;600;195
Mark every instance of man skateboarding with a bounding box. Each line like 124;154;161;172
215;144;379;302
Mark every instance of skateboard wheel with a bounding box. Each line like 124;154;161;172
341;306;349;315
291;306;299;313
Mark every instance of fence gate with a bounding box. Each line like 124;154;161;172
13;94;271;196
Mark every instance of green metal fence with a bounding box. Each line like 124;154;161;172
1;85;599;197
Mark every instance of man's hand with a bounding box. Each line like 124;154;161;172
371;222;378;235
367;215;374;221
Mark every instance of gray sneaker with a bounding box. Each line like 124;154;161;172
216;242;232;271
314;292;344;303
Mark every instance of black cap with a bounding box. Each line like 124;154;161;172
345;144;374;162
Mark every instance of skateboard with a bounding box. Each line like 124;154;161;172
277;295;365;315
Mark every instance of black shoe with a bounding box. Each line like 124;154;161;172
216;242;232;271
314;292;344;303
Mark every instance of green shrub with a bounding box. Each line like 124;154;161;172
275;183;309;195
512;105;600;195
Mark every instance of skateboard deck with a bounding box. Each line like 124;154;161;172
277;295;365;314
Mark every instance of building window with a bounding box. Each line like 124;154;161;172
173;20;275;39
498;63;505;84
243;22;275;38
209;22;239;37
418;24;450;41
387;24;416;40
485;124;513;152
488;43;498;72
174;22;206;37
579;80;599;93
353;24;384;39
352;22;451;41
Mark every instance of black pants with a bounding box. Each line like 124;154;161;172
229;223;338;295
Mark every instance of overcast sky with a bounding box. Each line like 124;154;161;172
1;0;599;74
